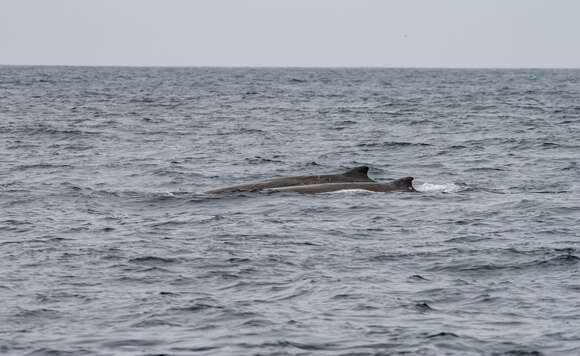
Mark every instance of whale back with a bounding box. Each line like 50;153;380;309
204;166;374;194
273;176;416;194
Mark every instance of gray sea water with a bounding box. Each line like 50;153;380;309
1;66;579;355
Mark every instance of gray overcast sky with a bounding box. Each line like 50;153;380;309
1;0;579;68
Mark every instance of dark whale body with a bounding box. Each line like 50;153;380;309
204;166;374;194
273;177;416;194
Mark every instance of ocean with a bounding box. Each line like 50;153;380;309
1;66;579;355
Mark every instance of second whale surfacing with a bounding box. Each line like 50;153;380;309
273;177;416;194
203;166;374;194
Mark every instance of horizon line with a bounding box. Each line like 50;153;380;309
1;63;580;70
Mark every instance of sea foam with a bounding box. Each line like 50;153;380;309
415;182;461;193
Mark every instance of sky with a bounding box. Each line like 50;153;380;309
1;0;579;68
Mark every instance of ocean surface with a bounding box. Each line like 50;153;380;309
1;66;579;355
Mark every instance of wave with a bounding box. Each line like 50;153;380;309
356;141;431;148
324;189;373;195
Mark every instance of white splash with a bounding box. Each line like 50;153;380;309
415;182;461;193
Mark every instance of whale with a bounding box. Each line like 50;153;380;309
204;166;375;194
272;177;416;194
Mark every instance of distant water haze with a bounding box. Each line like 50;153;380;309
1;0;579;67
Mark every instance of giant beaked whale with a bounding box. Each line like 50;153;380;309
204;166;375;194
273;177;416;194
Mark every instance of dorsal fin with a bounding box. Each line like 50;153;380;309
391;176;415;191
343;166;370;178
